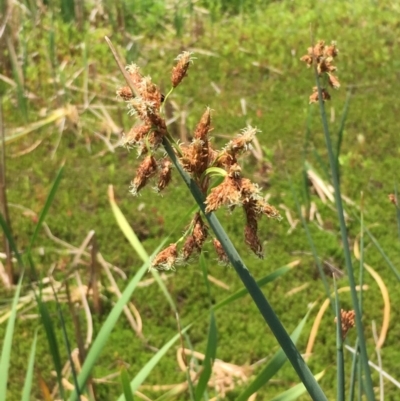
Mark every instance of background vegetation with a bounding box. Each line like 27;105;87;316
1;0;399;399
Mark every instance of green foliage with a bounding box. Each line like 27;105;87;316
1;0;400;400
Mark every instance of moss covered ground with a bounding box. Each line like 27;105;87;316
1;1;400;399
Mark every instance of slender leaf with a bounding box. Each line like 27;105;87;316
28;165;64;253
120;369;134;401
349;339;359;401
236;308;312;401
0;212;23;268
69;258;150;401
36;293;65;400
289;172;332;305
212;264;293;313
117;325;191;401
334;277;344;401
364;226;400;281
314;65;375;401
21;329;38;401
395;184;400;240
335;90;352;176
270;371;325;401
0;275;23;399
109;186;148;262
52;284;81;398
195;312;217;401
162;136;328;401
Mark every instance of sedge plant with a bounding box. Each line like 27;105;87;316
107;36;328;400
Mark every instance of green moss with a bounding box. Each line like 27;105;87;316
1;1;400;400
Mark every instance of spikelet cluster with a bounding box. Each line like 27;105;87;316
116;52;281;271
300;40;340;103
334;309;356;340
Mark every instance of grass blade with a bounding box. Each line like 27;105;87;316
333;277;344;401
0;274;23;399
194;253;217;400
194;312;217;401
0;212;23;268
117;325;191;401
108;185;148;262
236;307;312;401
393;184;400;240
270;370;325;401
28;165;64;253
69;256;152;401
360;222;400;281
212;263;294;313
290;173;332;304
21;329;38;401
314;66;375;401
120;368;134;401
36;292;65;400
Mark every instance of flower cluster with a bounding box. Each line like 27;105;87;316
334;309;355;340
300;40;340;103
116;52;281;271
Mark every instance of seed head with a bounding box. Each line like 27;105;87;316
244;224;263;258
192;213;208;249
151;243;178;271
157;159;172;192
171;51;194;88
212;238;229;265
301;40;340;101
123;123;151;147
335;309;356;340
224;126;258;156
388;193;398;206
194;107;212;141
182;235;197;261
130;155;158;196
309;87;331;104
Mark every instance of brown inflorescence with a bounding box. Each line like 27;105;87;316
212;238;229;265
388;193;398;206
171;51;194;88
157;159;172;192
335;309;356;340
130;155;158;196
309;87;331;104
180;213;209;262
151;243;178;271
300;40;340;102
117;51;282;269
205;167;260;214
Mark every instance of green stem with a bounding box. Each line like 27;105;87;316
315;78;375;401
162;137;328;401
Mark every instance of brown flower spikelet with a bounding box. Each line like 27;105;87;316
130;155;158;195
152;243;178;270
171;51;193;88
182;235;197;261
213;238;229;265
180;139;210;176
244;224;263;258
335;309;355;339
300;40;340;100
157;159;172;192
388;193;398;206
309;87;331;104
124;123;151;146
194;107;212;141
205;168;260;213
192;213;208;248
